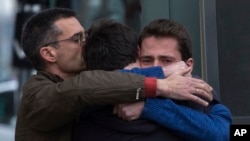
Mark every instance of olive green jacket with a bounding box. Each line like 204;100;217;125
15;70;146;141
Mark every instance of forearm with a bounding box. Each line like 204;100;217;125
24;70;155;131
141;98;232;141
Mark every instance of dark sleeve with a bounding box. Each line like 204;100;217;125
22;70;150;131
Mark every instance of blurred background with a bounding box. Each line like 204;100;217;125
0;0;250;140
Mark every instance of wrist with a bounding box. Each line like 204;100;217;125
144;77;157;97
156;79;171;97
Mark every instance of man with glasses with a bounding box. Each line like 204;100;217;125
41;32;86;48
15;8;213;141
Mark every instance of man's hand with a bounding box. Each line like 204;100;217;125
156;67;213;106
162;61;191;77
113;102;145;121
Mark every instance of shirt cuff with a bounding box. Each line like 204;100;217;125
144;77;157;98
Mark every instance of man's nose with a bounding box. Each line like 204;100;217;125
153;60;161;67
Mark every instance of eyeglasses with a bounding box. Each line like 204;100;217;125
42;32;86;47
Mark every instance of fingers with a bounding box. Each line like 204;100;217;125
191;78;213;102
156;74;214;106
113;103;143;121
186;93;209;106
174;66;192;76
169;86;210;106
195;88;212;102
114;104;133;121
192;78;213;91
162;61;188;77
115;104;126;120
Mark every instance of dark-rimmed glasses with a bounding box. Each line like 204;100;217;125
41;32;86;47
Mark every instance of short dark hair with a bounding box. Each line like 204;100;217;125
84;18;138;71
139;19;192;61
21;8;76;70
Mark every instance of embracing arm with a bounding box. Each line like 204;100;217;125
23;66;212;131
141;98;232;141
22;70;149;131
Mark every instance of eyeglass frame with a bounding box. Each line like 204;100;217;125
41;32;87;48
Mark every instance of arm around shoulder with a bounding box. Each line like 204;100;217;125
20;70;152;130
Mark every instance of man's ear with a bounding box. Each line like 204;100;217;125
185;58;194;71
40;47;57;63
